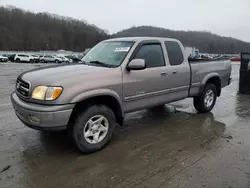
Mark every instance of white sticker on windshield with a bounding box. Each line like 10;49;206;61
114;47;130;52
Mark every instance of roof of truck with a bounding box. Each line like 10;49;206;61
104;37;180;43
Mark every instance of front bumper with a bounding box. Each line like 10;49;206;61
11;92;75;131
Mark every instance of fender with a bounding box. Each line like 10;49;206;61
201;72;221;86
199;73;221;95
70;88;124;116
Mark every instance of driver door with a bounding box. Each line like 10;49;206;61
123;41;172;113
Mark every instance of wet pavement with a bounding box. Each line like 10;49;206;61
1;62;250;188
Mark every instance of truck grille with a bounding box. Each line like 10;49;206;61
16;78;30;98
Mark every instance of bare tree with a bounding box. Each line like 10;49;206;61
0;6;108;51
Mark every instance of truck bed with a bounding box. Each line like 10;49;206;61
189;60;232;97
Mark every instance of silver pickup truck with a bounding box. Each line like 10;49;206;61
11;37;232;153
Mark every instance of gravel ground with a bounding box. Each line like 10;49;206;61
1;62;250;188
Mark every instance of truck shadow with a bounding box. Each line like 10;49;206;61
38;105;226;155
20;105;227;188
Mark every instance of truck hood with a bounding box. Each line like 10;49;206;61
20;64;109;85
18;63;122;105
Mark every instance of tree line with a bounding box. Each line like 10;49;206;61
113;26;250;54
0;6;108;52
1;6;250;54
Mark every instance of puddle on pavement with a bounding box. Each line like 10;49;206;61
2;63;250;188
2;106;227;188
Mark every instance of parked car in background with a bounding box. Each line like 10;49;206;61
40;55;62;63
58;56;72;63
200;54;213;59
8;54;16;62
31;55;40;63
56;55;73;63
66;55;82;63
230;57;241;62
14;54;34;63
0;55;8;62
215;55;230;60
2;54;11;58
63;56;72;63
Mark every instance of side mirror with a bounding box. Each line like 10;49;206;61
127;59;146;71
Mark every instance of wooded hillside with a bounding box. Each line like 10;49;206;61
1;6;250;54
113;26;250;54
0;6;108;51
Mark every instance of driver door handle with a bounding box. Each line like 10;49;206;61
172;71;178;75
161;72;167;76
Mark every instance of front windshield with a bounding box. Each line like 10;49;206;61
82;41;134;67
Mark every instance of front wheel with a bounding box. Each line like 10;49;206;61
193;83;217;113
71;105;115;153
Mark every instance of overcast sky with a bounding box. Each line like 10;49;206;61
1;0;250;42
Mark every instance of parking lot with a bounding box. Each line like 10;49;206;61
1;62;250;188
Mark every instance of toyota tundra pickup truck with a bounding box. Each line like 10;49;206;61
11;37;232;153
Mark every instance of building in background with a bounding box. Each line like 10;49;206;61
184;47;199;58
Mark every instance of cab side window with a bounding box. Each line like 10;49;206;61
164;41;184;66
134;44;165;68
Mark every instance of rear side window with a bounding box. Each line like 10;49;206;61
165;41;184;66
134;44;165;68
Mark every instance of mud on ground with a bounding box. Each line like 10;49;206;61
1;63;250;188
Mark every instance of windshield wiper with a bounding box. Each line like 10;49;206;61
89;60;115;68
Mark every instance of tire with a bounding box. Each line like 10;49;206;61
193;83;217;113
16;58;20;63
41;59;45;63
71;105;115;153
55;60;59;64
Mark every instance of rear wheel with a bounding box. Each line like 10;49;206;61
193;83;217;113
55;60;59;63
71;105;115;153
15;58;20;63
41;59;45;63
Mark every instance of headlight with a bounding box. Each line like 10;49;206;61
32;86;63;100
